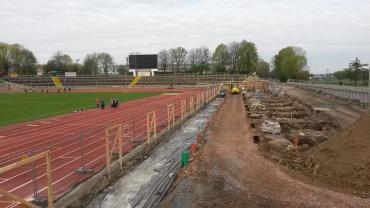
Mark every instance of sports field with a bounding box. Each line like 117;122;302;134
0;91;161;126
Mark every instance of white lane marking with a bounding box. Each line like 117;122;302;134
26;124;38;127
40;121;52;124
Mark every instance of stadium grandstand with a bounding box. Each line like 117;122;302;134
1;74;246;89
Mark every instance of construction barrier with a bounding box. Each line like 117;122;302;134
167;104;175;130
105;124;123;179
0;151;53;208
0;85;220;207
146;111;157;148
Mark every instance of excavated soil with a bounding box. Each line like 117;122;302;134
303;115;370;195
161;95;370;208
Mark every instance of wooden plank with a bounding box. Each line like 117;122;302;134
0;152;46;175
45;151;54;208
0;188;39;208
105;127;111;179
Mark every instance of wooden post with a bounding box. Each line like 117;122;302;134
146;111;156;148
0;151;53;208
189;97;194;113
181;99;186;120
203;92;205;105
105;131;111;179
0;188;39;208
167;104;175;130
46;151;54;208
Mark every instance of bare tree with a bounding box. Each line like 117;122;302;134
98;53;114;75
169;47;187;73
169;48;176;72
175;47;187;72
187;47;211;74
228;41;240;72
158;49;169;72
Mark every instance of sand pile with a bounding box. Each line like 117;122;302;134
304;115;370;193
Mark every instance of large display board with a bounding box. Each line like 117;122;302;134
129;54;158;69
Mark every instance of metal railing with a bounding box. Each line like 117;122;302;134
287;82;370;105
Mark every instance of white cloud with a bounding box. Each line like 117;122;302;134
0;0;369;73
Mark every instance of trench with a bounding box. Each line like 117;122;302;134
86;98;223;208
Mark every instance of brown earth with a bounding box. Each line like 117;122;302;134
304;115;370;194
161;94;370;208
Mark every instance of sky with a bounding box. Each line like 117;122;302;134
0;0;369;74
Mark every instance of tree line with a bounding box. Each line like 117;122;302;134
332;58;369;86
0;43;37;75
43;51;117;75
1;41;310;82
158;40;266;75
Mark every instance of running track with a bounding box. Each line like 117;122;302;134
0;87;216;207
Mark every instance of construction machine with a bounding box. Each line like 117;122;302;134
231;86;241;94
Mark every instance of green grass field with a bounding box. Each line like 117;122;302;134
0;92;161;126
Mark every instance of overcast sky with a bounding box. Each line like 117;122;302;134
1;0;369;73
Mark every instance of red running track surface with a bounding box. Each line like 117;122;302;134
0;88;211;208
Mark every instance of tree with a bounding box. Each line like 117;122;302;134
98;53;114;75
272;46;308;82
228;42;240;72
213;44;229;66
81;53;100;75
213;64;227;73
0;43;37;74
256;59;270;78
348;57;368;85
116;65;128;75
168;47;187;72
0;43;11;73
44;51;73;74
158;50;169;72
175;47;187;72
238;40;258;74
187;47;211;74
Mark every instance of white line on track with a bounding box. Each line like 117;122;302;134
26;124;38;127
58;156;79;159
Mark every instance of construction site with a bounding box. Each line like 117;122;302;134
0;74;370;208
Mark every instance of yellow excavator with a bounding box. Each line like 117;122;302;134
230;85;241;94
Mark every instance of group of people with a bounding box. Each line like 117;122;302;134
95;97;119;109
110;98;119;108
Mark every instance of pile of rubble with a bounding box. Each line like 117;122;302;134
243;85;338;171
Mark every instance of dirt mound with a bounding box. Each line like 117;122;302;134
304;115;370;193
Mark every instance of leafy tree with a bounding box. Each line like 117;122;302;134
333;70;347;80
212;44;229;66
238;40;258;74
0;43;11;73
348;57;368;85
213;64;227;73
272;46;308;82
256;59;270;78
44;51;73;74
81;53;100;75
0;43;37;74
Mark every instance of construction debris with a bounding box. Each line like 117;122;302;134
261;120;281;134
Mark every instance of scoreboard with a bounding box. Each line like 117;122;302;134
129;54;158;69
